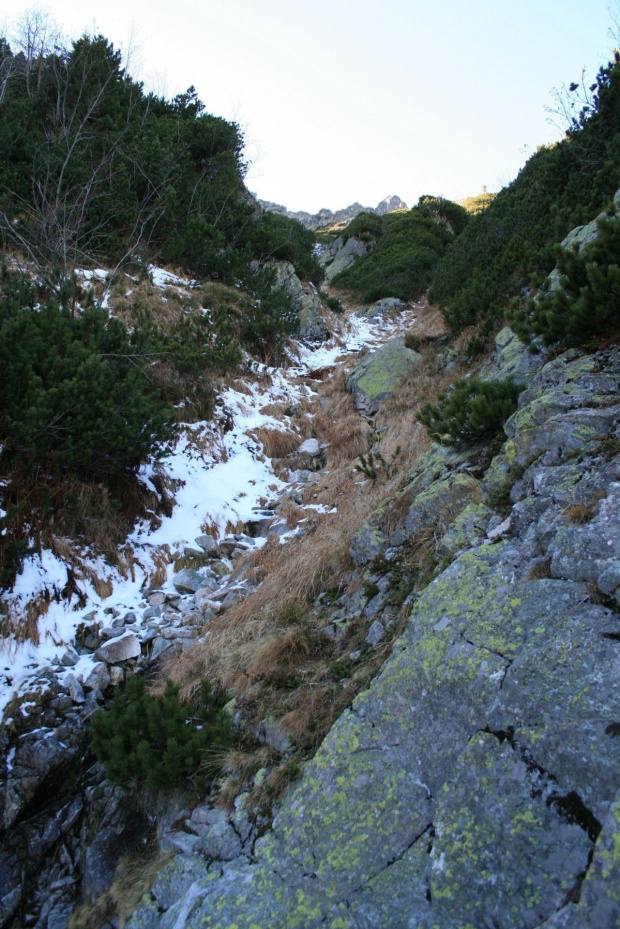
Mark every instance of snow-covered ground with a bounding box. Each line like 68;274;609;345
0;271;417;715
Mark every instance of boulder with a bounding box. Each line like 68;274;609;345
356;296;406;319
479;326;546;386
172;568;207;594
285;437;326;472
94;632;140;664
346;338;421;415
298;293;329;344
195;534;220;555
323;236;368;283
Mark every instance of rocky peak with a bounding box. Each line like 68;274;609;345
255;195;408;230
376;194;407;214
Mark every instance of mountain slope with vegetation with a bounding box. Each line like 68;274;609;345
1;17;620;929
327;195;469;302
430;52;620;335
0;25;324;592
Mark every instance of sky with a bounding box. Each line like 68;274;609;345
1;1;618;212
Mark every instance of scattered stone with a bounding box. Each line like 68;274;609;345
94;633;141;664
150;637;174;662
200;820;243;861
62;674;85;704
108;667;124;687
346;338;421;415
172;568;207;594
487;515;512;541
366;620;385;646
258;717;293;753
161;831;201;855
195;535;220;555
60;647;79;667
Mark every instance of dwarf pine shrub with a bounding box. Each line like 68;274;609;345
90;677;234;794
513;213;620;344
418;377;520;447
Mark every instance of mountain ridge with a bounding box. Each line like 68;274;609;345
256;193;408;229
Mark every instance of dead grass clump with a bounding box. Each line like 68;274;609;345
117;545;137;583
222;745;279;781
374;359;455;472
564;496;603;524
246;625;313;684
248;426;301;460
316;410;370;467
47;535;115;601
258;402;287;420
68;848;171;929
528;559;552;580
246;759;303;814
404;299;448;342
145;546;172;589
277;498;308;529
16;594;50;645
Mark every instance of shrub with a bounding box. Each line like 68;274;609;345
90;677;234;793
513;212;620;344
430;53;620;332
342;211;384;243
239;267;299;361
332;203;460;302
418;377;520;447
247;212;322;283
323;294;344;313
0;270;174;477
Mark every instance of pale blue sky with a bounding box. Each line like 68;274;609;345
2;1;617;211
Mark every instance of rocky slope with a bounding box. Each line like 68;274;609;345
0;273;418;929
257;195;408;230
3;202;620;929
124;331;620;929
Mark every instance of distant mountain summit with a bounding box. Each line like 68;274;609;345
375;194;407;214
256;195;408;230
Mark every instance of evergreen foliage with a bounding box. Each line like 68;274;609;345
0;268;174;477
247;212;323;283
430;54;620;331
0;30;317;289
91;676;234;793
332;197;466;302
512;212;620;344
418;378;520;447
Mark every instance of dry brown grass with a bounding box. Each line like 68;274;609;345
277;498;308;529
159;308;469;806
375;355;454;471
247;426;302;460
145;546;172;589
68;848;172;929
163;479;378;705
16;594;49;645
48;534;115;600
564;495;603;524
403;298;448;346
259;402;288;420
246;759;303;814
528;559;552;580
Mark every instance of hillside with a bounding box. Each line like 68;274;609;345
1;23;620;929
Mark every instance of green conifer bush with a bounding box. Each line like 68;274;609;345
332;200;465;303
430;53;620;332
513;213;620;343
90;677;234;793
0;270;174;477
418;377;520;447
